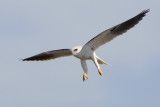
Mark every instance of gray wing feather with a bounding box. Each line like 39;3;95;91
84;9;149;50
23;49;72;61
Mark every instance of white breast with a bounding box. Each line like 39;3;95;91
75;46;93;60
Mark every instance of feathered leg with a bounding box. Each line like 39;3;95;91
81;60;88;81
92;54;103;76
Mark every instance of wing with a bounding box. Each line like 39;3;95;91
23;49;72;61
84;9;149;50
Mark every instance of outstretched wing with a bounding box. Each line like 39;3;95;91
23;49;72;61
84;9;149;50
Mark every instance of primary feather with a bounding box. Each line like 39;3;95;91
23;49;72;61
84;9;149;50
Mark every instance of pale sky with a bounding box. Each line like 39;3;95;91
0;0;160;107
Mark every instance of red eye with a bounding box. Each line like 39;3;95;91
74;49;78;52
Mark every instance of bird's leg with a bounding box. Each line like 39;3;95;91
92;53;103;76
98;68;103;76
83;72;88;81
81;60;88;81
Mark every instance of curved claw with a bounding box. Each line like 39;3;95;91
83;72;88;81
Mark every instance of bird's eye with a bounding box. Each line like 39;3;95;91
74;49;78;52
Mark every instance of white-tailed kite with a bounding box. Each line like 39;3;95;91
23;9;149;81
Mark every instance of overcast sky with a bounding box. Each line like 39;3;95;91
0;0;160;107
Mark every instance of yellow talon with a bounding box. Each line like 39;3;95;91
83;72;88;81
98;68;103;76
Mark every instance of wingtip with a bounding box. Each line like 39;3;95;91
142;9;150;14
21;57;34;61
18;58;25;61
137;9;150;19
22;59;26;61
146;9;150;12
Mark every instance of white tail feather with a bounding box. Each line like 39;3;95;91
96;56;110;66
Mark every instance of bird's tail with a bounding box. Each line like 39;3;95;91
96;56;110;66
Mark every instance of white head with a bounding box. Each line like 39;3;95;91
71;45;83;56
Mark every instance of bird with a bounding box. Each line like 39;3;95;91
23;9;149;81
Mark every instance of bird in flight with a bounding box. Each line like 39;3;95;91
23;9;149;81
